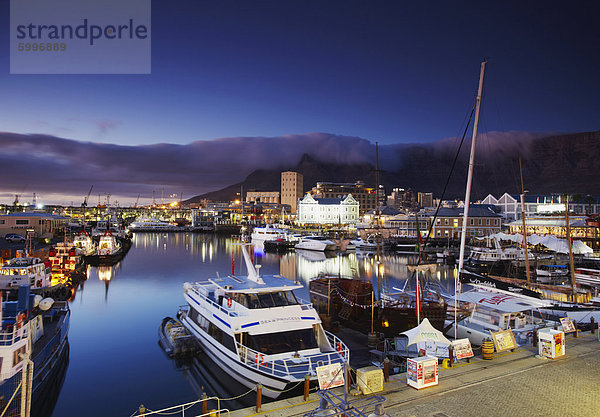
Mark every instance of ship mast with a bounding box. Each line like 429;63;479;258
456;60;486;336
519;156;532;283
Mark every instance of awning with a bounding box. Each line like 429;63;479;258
399;318;451;346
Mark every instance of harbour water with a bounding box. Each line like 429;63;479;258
50;233;457;417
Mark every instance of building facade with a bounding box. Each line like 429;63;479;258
297;194;359;225
482;193;600;220
0;212;68;238
431;205;502;238
311;181;375;215
245;191;280;204
417;192;434;208
281;171;303;213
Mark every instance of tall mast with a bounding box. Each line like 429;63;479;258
457;60;486;277
375;142;382;300
455;60;486;337
565;196;576;299
519;156;531;283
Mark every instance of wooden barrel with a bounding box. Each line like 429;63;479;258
482;339;494;360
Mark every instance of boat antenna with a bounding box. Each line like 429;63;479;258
456;60;486;337
519;156;532;283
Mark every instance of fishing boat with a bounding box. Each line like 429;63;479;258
294;235;337;252
178;245;349;399
73;231;96;256
83;231;125;266
158;317;199;357
0;285;70;416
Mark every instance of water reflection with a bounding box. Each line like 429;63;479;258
51;233;458;417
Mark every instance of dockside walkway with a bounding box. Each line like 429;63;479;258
229;332;600;417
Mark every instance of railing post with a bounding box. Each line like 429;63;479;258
448;345;454;368
383;358;389;382
304;374;310;401
591;317;596;334
533;329;538;348
201;393;207;415
138;404;146;416
256;383;262;412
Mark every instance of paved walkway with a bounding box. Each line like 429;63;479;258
229;332;600;417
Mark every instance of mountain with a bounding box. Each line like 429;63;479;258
185;130;600;203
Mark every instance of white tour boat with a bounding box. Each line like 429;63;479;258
350;236;378;251
250;225;291;242
0;255;51;290
179;245;349;398
128;217;176;232
294;235;337;252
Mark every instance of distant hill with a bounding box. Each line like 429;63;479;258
185;130;600;203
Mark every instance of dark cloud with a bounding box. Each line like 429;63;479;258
0;131;542;205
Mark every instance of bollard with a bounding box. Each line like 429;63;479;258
201;393;208;415
574;320;579;338
448;345;454;368
138;405;146;417
256;383;262;413
303;374;310;401
591;317;596;334
533;329;538;348
383;358;389;382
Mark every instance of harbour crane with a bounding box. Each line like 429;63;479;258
82;185;93;207
133;193;141;208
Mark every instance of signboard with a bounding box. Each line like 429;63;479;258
407;359;417;383
560;317;576;333
452;338;474;360
316;363;344;390
490;329;517;353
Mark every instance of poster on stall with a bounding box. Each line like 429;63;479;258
407;359;417;383
540;339;552;357
316;363;344;390
423;362;437;384
452;338;474;360
560;317;576;333
490;329;517;352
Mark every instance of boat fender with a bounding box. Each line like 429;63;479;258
227;297;232;308
33;295;43;308
255;353;265;367
336;342;344;356
39;297;55;311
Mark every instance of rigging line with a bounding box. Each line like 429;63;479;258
418;103;477;263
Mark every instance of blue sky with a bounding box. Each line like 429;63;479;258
1;1;598;146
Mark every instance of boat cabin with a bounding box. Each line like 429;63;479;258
0;257;51;289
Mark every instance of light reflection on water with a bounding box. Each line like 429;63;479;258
52;233;457;417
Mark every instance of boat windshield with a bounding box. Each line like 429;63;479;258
232;291;298;309
248;328;318;355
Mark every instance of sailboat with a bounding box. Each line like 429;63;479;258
443;62;555;345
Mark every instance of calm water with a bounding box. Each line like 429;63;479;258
50;233;457;417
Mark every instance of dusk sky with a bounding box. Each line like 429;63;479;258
1;1;599;205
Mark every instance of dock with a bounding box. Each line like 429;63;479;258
227;331;599;417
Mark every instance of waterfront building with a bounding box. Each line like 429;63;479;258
430;205;502;239
482;193;600;220
0;211;69;238
506;216;600;249
385;214;432;238
281;171;303;213
311;181;375;215
297;194;359;225
245;191;280;204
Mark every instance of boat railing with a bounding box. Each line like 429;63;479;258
187;285;248;318
129;397;230;417
0;319;29;346
234;332;348;379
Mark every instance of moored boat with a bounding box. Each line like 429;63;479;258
294;235;336;252
158;317;200;357
178;245;349;399
83;231;125;266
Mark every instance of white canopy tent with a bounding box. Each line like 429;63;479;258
476;232;593;255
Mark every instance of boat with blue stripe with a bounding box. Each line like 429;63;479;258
178;245;349;399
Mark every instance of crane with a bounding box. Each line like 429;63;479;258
82;185;94;207
133;193;141;208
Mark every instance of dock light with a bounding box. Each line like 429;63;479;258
381;319;389;328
